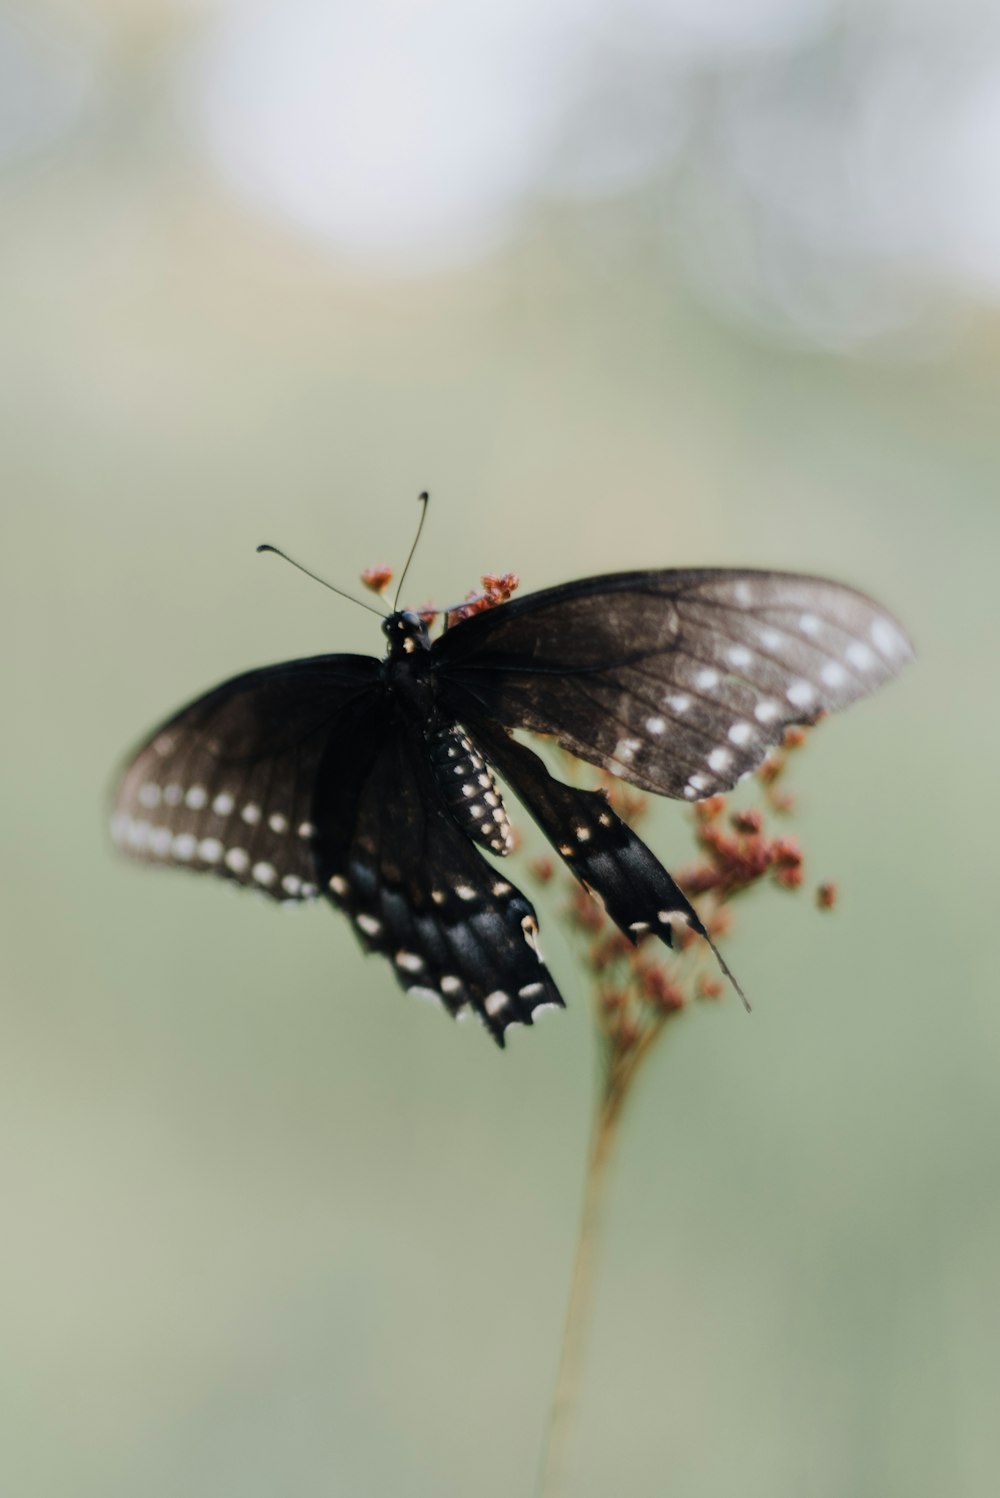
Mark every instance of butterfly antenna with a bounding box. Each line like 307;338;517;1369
256;544;386;617
393;490;430;611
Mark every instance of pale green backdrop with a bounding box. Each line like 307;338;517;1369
2;5;997;1497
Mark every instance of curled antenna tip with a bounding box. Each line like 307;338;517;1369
418;490;429;502
256;543;276;554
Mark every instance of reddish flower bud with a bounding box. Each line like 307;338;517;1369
480;572;520;604
757;754;784;784
638;965;686;1012
530;856;555;884
772;836;803;868
695;795;726;822
361;564;393;595
730;808;762;834
816;881;838;910
697;976;724;1000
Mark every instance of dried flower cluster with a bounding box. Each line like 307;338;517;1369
362;563;521;630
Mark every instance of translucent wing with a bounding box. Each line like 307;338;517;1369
434;569;913;799
111;655;379;899
313;706;564;1045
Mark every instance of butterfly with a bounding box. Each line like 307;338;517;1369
111;544;913;1045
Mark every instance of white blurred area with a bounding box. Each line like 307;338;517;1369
4;0;1000;350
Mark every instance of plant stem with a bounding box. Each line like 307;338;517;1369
535;1062;629;1498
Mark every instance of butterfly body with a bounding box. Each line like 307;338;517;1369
112;566;913;1044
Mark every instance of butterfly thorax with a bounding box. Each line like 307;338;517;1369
427;722;514;857
382;610;432;660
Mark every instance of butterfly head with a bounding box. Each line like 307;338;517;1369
383;610;432;660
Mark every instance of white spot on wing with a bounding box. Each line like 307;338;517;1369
645;715;666;735
185;785;207;809
820;661;847;688
695;668;719;691
241;803;261;825
667;694;691;713
708;747;731;772
456;884;475;901
728;721;753;746
252;861;276;886
754;698;781;723
328;874;348;896
138;783;161;809
357;913;381;936
198;837;223;863
727;645;752;668
871;617;901;655
485;991;508;1017
846;641;876;672
396;951;423;972
760;627;782;650
799;613;821;636
282;874;302;896
172;832;197;860
408;986;442;1006
213;792;234;816
225;847;249;873
163;784;182;807
269;812;288;834
441;975;462;995
787;680;815;709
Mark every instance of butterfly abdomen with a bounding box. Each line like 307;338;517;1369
427;723;513;857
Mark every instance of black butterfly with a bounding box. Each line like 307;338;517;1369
112;562;912;1045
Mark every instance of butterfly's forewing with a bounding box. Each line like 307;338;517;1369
434;570;913;800
112;655;379;899
313;705;564;1044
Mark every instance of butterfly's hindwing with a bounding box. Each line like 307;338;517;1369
313;711;563;1043
111;656;379;899
469;720;711;948
434;569;914;800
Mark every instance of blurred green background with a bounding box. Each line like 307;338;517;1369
3;3;998;1496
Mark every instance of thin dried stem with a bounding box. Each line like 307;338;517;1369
535;1071;621;1498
